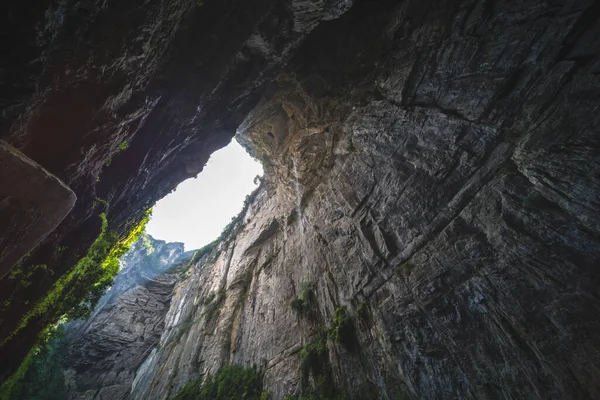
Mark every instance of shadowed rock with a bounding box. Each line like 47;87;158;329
0;140;76;279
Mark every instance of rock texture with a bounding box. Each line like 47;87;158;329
125;0;600;399
0;0;352;379
0;140;76;279
62;234;192;400
3;0;600;399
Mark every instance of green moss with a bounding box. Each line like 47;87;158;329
290;284;317;320
299;340;336;398
1;210;152;397
174;317;195;343
0;325;66;400
117;141;129;152
2;209;152;345
173;365;266;400
94;197;109;211
327;307;355;350
300;340;328;379
395;261;414;275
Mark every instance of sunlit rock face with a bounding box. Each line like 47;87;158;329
4;0;600;399
124;1;600;399
0;0;354;378
62;235;193;400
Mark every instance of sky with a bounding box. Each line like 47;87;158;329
145;139;263;250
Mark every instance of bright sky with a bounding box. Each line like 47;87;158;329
145;139;263;250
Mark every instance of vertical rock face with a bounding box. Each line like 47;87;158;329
122;0;600;399
0;0;353;376
62;235;192;400
4;0;600;399
0;141;76;279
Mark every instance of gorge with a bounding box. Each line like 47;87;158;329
1;0;600;399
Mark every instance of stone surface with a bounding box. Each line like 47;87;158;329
125;0;600;399
0;0;352;378
3;0;600;398
62;234;192;400
0;140;76;279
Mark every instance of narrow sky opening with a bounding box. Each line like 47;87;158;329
145;139;263;250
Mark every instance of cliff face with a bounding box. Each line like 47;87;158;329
0;0;352;377
62;234;192;400
3;0;600;398
123;1;600;399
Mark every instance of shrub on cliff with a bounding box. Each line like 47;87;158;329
173;364;268;400
327;307;356;351
290;284;317;320
0;209;151;399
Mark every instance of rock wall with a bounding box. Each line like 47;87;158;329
62;235;192;400
3;0;600;398
123;1;600;399
0;0;352;378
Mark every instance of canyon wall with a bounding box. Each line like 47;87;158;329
63;234;193;400
0;0;351;377
2;0;600;398
111;1;600;398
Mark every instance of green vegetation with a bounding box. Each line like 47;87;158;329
104;141;129;166
141;233;154;254
299;340;335;399
173;364;267;400
0;325;67;400
290;284;317;320
117;141;129;152
174;317;195;343
327;307;356;351
94;197;109;211
395;261;414;276
0;208;152;398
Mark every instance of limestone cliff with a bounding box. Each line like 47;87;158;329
127;1;600;398
62;234;193;400
0;0;352;377
2;0;600;398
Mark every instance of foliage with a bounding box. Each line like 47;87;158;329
299;340;335;398
300;340;328;382
0;325;66;400
173;365;267;400
1;208;152;352
94;197;109;210
395;261;414;276
174;317;195;343
327;307;356;350
117;141;129;151
141;233;154;254
290;284;317;320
